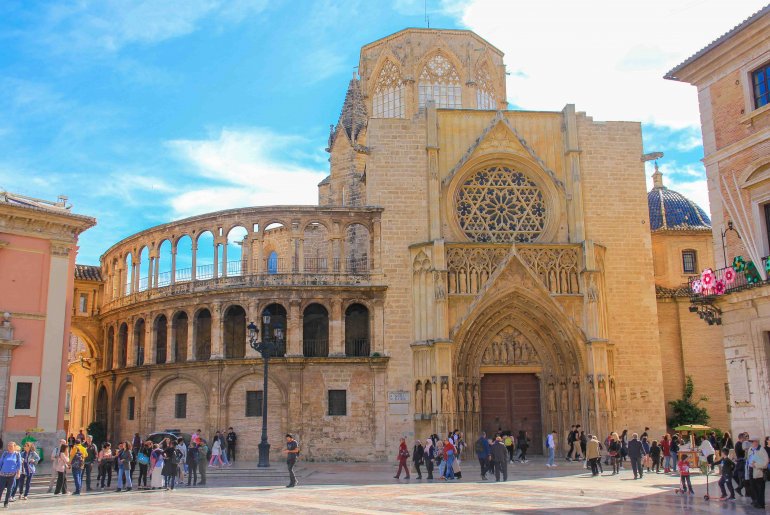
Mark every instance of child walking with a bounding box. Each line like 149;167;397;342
717;448;736;501
677;455;694;495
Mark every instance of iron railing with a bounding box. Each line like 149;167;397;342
303;338;329;358
689;256;770;298
345;338;370;357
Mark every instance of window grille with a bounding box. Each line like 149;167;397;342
246;390;263;417
328;390;347;416
174;393;187;419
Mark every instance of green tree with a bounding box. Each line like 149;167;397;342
668;375;710;428
87;420;107;447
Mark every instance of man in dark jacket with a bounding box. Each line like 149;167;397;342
475;432;491;480
490;436;509;482
627;433;645;479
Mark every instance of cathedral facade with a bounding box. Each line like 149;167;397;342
71;29;671;460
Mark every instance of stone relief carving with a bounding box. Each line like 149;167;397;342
548;382;557;412
441;381;451;413
481;327;539;366
472;384;479;413
425;381;433;414
415;381;424;414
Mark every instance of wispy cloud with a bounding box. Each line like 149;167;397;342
645;160;710;212
166;127;327;219
39;0;269;54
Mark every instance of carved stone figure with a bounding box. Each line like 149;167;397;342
598;377;608;410
415;382;424;415
472;384;480;412
572;379;581;412
560;382;568;410
435;280;446;301
482;346;491;364
425;382;433;414
457;383;466;412
609;376;617;410
548;382;557;412
520;342;532;363
441;382;451;413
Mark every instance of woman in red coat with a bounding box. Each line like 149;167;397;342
394;438;410;479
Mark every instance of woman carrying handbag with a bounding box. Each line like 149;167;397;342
54;444;69;495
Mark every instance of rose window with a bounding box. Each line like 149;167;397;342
456;165;546;243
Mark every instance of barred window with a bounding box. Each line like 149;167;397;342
245;390;263;417
14;383;32;410
682;250;697;274
174;393;187;419
418;54;462;109
372;60;404;118
328;390;347;416
752;62;770;109
127;396;135;420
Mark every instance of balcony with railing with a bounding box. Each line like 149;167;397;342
103;256;378;312
688;256;770;300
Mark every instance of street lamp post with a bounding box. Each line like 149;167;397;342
248;317;279;467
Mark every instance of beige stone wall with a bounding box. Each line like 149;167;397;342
153;377;208;434
577;114;667;433
652;231;714;288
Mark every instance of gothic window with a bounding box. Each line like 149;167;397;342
475;63;496;110
418;54;462;109
456;165;547;243
372;60;404;118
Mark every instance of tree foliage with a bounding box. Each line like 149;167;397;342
87;420;107;447
668;375;710;428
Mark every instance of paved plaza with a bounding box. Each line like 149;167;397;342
4;457;768;514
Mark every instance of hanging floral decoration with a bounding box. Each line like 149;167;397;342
690;279;703;294
732;256;746;272
745;261;761;284
714;279;726;295
700;268;715;290
723;267;736;285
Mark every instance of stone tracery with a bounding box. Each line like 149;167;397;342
372;59;404;118
418;54;462;109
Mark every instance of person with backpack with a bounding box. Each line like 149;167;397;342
163;440;179;490
545;430;557;468
475;432;491;480
490;436;508;481
394;437;410;479
70;444;85;495
423;438;435;480
115;441;133;492
15;442;38;501
503;434;514;463
0;442;21;508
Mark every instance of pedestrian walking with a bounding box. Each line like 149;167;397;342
545;430;557;468
131;433;142;479
394;437;410;479
442;437;457;481
53;443;69;495
412;439;424;479
423;439;435;480
475;432;491;480
116;442;133;492
0;442;21;507
620;429;629;464
650;440;662;473
677;454;694;494
504;434;514;463
16;442;38;501
608;432;621;475
717;448;736;500
661;434;672;473
186;441;199;487
70;443;85;495
47;439;66;493
208;437;225;468
516;430;530;463
627;433;645;479
490;436;508;481
136;441;151;489
282;434;299;488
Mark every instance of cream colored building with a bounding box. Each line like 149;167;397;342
72;28;685;460
666;6;770;437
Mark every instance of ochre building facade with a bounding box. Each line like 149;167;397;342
72;28;702;460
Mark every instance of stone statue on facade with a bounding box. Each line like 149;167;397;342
441;381;451;413
472;384;479;412
425;382;433;414
548;382;557;412
415;382;424;415
572;378;581;412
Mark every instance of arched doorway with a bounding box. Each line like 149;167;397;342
194;309;211;361
223;305;246;359
95;385;109;436
303;303;328;357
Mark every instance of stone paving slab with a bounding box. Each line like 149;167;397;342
5;458;767;514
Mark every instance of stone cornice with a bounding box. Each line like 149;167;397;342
0;203;96;242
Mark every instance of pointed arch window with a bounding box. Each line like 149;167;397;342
475;63;496;110
418;54;462;109
373;60;405;118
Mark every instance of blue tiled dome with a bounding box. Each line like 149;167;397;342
648;171;711;231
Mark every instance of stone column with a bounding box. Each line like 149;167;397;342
373;299;385;355
170;248;177;284
255;232;264;273
153;254;160;288
186;315;195;362
126;319;136;366
298;238;305;273
245;300;260;358
212;242;219;279
329;299;343;356
166;314;174;363
147;255;155;289
210;303;223;359
146;316;157;365
221;240;228;277
191;240;198;281
287;300;302;356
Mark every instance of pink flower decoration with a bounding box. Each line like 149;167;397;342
714;279;726;295
691;279;702;294
701;268;715;288
724;267;736;284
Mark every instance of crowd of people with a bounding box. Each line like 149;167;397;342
0;427;240;507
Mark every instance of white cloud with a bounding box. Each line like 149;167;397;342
453;0;767;128
166;128;326;219
42;0;269;53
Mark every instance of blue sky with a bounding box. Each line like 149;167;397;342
1;0;766;264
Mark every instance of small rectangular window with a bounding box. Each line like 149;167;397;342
174;393;187;419
64;389;71;414
328;390;347;416
79;293;88;313
14;382;32;410
753;63;770;109
682;250;697;274
245;390;263;417
127;396;135;420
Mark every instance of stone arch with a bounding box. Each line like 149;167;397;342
153;314;168;364
193;308;212;361
261;303;287;357
149;374;209;433
222;371;288;460
114;379;140;441
95;384;109;435
117;322;128;368
303;222;330;272
172;310;189;362
344;223;371;272
416;49;464;109
134;317;146;366
303;303;329;357
105;326;115;371
344;303;370;357
223;304;247;359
